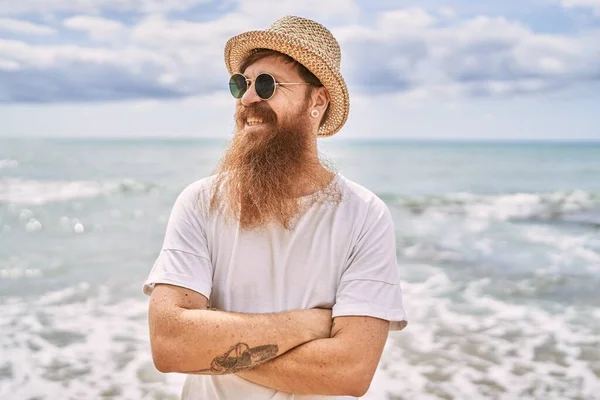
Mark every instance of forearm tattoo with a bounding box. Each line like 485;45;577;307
190;343;279;374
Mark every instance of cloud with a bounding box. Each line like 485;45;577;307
63;16;126;41
338;11;600;98
0;0;362;104
1;4;600;104
0;0;359;20
236;0;360;23
436;7;456;19
379;8;436;30
561;0;600;16
0;0;208;15
0;39;185;102
0;18;56;35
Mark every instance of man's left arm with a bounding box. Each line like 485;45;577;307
235;315;390;397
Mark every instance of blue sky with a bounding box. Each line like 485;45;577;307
1;0;599;140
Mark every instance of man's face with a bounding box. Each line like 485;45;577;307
235;55;312;134
210;54;333;231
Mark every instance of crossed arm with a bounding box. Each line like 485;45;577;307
234;315;389;396
148;284;390;397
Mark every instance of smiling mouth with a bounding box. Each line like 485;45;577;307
245;117;265;127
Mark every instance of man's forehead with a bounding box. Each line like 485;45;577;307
242;55;299;79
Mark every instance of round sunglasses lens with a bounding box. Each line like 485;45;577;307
229;74;247;99
255;74;276;99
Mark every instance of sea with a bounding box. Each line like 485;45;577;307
1;138;599;400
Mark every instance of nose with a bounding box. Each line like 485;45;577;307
240;80;262;107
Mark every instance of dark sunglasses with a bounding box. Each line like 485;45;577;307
229;72;311;100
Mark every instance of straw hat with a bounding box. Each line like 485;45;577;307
224;15;350;137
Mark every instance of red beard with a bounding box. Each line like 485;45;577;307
209;101;338;230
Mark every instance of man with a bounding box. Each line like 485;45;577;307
143;15;407;399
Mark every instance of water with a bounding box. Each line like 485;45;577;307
1;138;599;399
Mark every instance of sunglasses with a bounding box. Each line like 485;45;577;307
229;72;311;100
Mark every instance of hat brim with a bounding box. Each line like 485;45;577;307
225;30;349;137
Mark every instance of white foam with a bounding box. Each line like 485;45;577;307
0;268;42;278
397;193;600;279
0;284;186;399
37;282;91;306
2;273;599;399
369;270;600;399
0;159;18;169
523;225;600;273
396;190;599;223
0;178;153;205
0;178;108;205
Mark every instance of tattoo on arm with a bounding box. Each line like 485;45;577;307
189;343;279;374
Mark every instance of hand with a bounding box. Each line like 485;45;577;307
302;308;333;340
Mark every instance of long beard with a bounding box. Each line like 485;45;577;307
210;102;337;231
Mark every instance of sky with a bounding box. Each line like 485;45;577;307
1;0;600;140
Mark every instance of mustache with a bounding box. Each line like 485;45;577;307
236;103;277;125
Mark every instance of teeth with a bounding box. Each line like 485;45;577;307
247;118;264;125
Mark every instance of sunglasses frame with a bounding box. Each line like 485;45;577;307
229;72;311;100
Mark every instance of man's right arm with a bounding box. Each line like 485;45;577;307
148;283;332;374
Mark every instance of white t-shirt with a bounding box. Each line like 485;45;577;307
143;173;407;400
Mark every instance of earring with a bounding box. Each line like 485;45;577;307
311;109;320;118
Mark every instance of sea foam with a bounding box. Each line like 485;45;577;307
0;178;155;205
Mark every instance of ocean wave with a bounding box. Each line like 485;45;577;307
365;271;600;400
0;178;158;205
0;284;185;399
390;190;600;225
396;206;600;281
0;159;18;169
2;274;599;399
0;268;43;279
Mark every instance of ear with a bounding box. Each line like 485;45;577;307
312;86;329;112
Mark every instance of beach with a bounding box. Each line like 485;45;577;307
1;138;599;399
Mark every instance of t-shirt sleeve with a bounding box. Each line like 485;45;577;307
332;198;408;331
142;182;213;300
